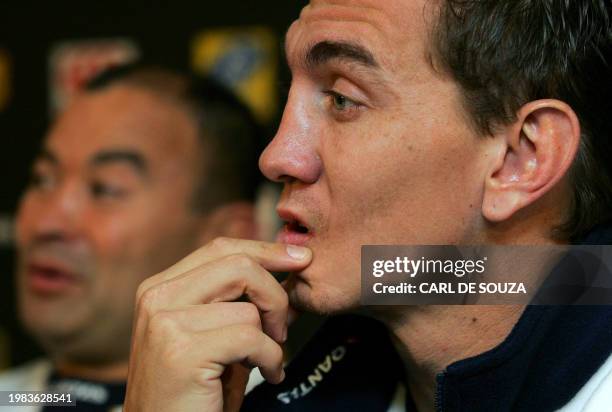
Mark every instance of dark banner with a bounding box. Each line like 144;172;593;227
361;245;612;305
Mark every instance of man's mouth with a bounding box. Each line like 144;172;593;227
276;211;313;246
26;261;80;295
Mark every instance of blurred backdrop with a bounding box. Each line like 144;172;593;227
0;0;307;369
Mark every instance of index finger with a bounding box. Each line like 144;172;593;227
156;238;311;283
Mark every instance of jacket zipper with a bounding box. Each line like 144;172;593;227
434;371;446;412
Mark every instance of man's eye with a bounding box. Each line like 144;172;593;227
330;92;357;111
28;171;55;192
90;181;127;199
324;91;362;121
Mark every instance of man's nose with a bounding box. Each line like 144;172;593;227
259;90;322;184
27;182;85;240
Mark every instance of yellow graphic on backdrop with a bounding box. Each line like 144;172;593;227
192;27;278;123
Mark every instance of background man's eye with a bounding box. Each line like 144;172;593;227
28;171;55;192
91;182;127;199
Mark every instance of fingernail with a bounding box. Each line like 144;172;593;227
286;245;309;260
279;369;286;383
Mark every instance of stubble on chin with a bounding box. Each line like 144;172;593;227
285;273;361;316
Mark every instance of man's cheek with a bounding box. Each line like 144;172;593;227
14;200;37;247
344;169;413;225
314;236;360;281
93;214;151;257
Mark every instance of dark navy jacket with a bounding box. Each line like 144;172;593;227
242;225;612;411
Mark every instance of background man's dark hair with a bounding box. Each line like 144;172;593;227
86;64;263;213
433;0;612;240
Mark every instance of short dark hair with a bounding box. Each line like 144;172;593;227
86;64;263;213
432;0;612;241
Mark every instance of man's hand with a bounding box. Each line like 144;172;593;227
123;237;312;412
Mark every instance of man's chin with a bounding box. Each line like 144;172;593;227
286;276;360;316
20;300;90;345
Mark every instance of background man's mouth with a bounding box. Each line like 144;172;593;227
26;263;80;295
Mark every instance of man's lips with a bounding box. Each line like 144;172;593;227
26;261;80;295
276;222;313;246
276;208;313;246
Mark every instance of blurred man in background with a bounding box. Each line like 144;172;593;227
0;65;262;411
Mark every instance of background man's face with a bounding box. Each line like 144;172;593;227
261;0;495;313
15;86;205;362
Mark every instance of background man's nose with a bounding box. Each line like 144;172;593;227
26;182;86;242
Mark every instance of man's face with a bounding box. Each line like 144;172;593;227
16;86;205;362
260;0;495;313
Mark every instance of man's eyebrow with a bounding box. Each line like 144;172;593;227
90;150;148;175
305;40;379;69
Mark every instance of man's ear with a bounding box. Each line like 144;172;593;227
196;202;257;245
482;99;581;222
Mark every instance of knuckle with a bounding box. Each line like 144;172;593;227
227;253;258;270
208;236;234;252
136;283;166;317
271;341;284;365
135;270;168;309
238;302;262;328
139;286;158;309
148;311;179;337
135;279;153;303
277;290;289;310
234;325;261;347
